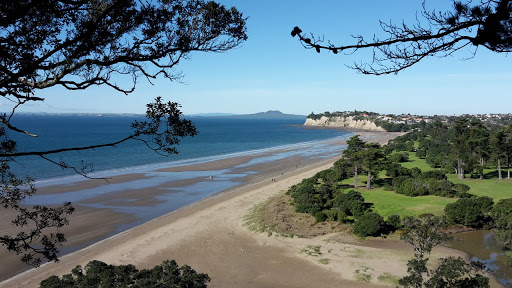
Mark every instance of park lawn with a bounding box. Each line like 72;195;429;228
398;153;512;200
339;175;456;219
337;152;511;219
400;152;436;171
448;174;512;202
358;188;456;219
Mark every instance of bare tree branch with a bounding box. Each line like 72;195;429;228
292;0;511;74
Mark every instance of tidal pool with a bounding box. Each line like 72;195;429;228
449;230;512;287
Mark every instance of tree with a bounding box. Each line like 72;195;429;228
398;214;489;287
451;118;471;179
400;214;449;261
360;142;386;189
39;259;210;288
467;119;491;179
499;124;512;179
292;0;512;75
1;0;247;266
490;129;507;180
339;135;366;188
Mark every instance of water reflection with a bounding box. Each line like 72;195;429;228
449;230;512;287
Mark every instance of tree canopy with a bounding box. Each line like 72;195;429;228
292;0;512;74
0;0;247;266
40;259;210;288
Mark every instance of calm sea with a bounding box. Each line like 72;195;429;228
8;115;351;184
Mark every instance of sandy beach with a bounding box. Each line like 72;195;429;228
1;131;495;287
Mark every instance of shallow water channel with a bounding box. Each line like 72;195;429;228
448;230;512;287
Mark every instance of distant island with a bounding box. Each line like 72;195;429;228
13;111;307;120
188;110;306;120
306;110;512;132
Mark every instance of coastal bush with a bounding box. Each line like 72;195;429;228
386;214;402;231
314;169;343;187
352;212;385;237
415;148;427;159
453;183;471;195
291;180;322;214
39;260;210;288
385;163;412;178
417;170;447;180
332;190;368;218
389;152;409;163
491;199;512;250
444;196;494;228
392;170;468;198
383;140;415;152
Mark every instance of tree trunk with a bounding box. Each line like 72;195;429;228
366;171;372;190
354;165;358;188
458;159;465;179
479;157;484;180
508;156;511;179
498;158;503;180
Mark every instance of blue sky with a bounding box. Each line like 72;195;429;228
3;1;511;116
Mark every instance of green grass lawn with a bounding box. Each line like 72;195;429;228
404;151;512;201
336;151;512;218
340;174;455;219
449;175;512;202
400;152;436;171
360;188;455;219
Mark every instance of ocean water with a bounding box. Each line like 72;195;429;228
7;115;352;184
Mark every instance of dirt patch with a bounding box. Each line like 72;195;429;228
262;193;351;238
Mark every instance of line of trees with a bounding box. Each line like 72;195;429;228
398;118;512;180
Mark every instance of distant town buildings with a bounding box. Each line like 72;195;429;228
307;110;512;128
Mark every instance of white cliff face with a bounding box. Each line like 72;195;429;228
304;116;386;131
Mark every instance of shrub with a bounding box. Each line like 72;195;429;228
314;211;327;223
325;209;338;221
386;164;412;178
387;214;402;231
444;196;494;228
333;190;368;217
419;170;447;180
353;212;385;237
453;183;470;194
390;152;409;163
40;260;210;288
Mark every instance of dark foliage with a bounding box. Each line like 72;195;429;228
392;169;467;198
352;212;385;237
39;259;210;288
491;198;512;249
389;152;410;163
385;163;413;178
386;214;402;231
444;196;494;228
332;190;369;218
400;256;490;288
